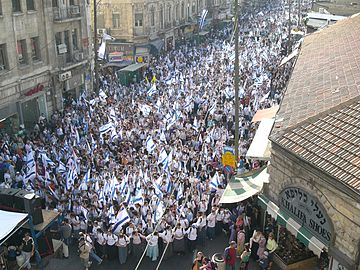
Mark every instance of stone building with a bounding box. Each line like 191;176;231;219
93;0;231;64
261;14;360;270
0;0;92;133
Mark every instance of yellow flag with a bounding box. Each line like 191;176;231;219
151;75;157;84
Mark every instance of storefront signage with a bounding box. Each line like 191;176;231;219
24;84;44;97
222;146;236;168
280;187;332;245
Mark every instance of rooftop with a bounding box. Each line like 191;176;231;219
271;14;360;193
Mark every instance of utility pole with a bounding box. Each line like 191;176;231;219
93;0;99;93
234;0;240;162
288;0;292;53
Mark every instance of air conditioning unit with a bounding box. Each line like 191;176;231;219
59;71;72;81
73;52;84;62
97;28;106;35
70;5;80;15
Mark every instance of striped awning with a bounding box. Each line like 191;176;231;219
219;167;269;204
258;194;326;257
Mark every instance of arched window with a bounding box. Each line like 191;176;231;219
192;1;195;14
160;5;164;28
181;2;184;18
176;4;179;20
151;7;155;26
168;5;171;22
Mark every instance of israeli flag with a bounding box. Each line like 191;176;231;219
99;122;114;136
109;205;116;224
112;208;131;234
199;9;208;29
210;172;220;190
153;183;163;198
192;118;200;130
146;136;156;154
41;153;55;168
66;167;77;190
58;161;67;174
119;174;128;194
109;108;117;122
158;148;168;165
163;150;173;172
132;188;144;206
110;129;118;142
124;187;132;205
152;200;165;223
208;102;217;115
166;114;177;130
160;130;167;144
147;83;157;97
99;89;107;99
176;183;183;201
140;104;152;117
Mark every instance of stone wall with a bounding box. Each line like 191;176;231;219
267;142;360;269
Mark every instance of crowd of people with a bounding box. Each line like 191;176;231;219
0;0;301;269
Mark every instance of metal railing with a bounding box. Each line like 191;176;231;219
53;5;81;21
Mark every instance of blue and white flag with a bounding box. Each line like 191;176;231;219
99;122;114;136
153;183;163;198
58;161;66;174
66;167;77;190
146;136;156;154
132;188;144;206
147;83;157;97
158;148;168;165
152;200;165;223
208;102;217;115
159;130;167;144
210;172;220;190
119;174;128;194
109;108;117;122
140;104;152;117
166;114;177;130
112;208;131;234
192;118;200;130
41;153;55;168
199;9;208;29
124;187;132;205
109;205;116;224
176;183;183;201
25;150;36;181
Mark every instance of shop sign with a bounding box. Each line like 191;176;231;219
280;187;333;245
222;146;236;168
24;84;44;97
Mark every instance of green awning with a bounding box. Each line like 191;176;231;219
120;63;146;72
219;167;269;204
258;194;326;257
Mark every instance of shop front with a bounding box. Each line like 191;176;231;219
258;183;356;270
20;83;48;129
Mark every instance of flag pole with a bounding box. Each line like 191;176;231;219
234;0;240;163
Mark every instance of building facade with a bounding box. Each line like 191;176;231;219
262;14;360;270
0;0;92;133
93;0;231;64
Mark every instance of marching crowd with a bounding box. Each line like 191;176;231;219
0;0;299;269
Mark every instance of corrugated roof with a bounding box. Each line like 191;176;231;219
271;14;360;192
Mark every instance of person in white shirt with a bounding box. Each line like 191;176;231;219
206;208;217;240
145;232;159;261
159;225;173;260
131;230;144;259
196;212;207;246
172;223;185;255
215;207;224;236
70;213;81;240
116;233;130;264
185;224;198;252
104;230;118;260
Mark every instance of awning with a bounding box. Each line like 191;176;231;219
149;39;164;52
0;210;28;245
219;167;269;204
120;63;146;72
199;31;210;36
246;119;274;161
258;195;326;257
252;105;279;122
280;48;299;66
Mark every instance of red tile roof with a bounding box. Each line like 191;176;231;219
271;14;360;192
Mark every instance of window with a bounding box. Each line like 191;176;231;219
160;6;163;28
150;8;155;26
181;2;185;18
176;4;179;20
55;32;62;54
17;39;28;65
112;13;120;28
30;37;40;61
134;13;143;27
26;0;35;11
52;0;58;7
0;44;9;71
192;2;196;13
72;29;78;50
168;6;171;22
12;0;21;12
0;1;3;15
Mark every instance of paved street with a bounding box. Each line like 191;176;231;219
44;234;281;270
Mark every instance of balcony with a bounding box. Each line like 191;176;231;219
57;51;88;71
53;5;81;22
